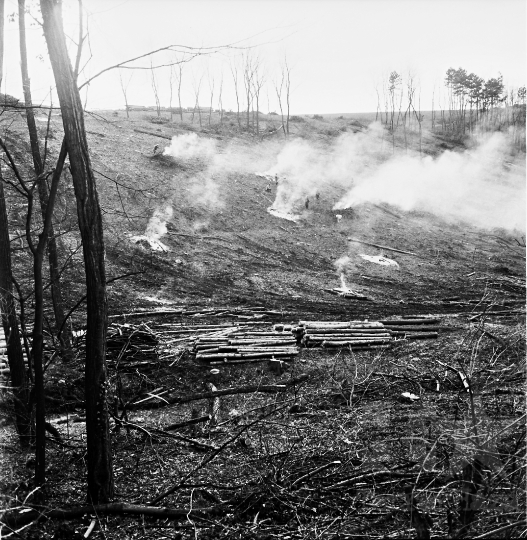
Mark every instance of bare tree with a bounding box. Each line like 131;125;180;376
0;2;31;444
253;60;265;136
208;71;215;126
274;69;286;138
274;59;291;137
118;69;133;118
191;73;203;126
242;52;254;129
217;73;224;125
40;0;114;504
230;60;241;128
169;56;184;122
150;59;161;117
283;58;291;136
18;0;73;367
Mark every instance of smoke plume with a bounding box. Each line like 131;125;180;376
263;124;525;231
335;131;525;231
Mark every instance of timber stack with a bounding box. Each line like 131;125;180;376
194;326;299;365
292;316;441;350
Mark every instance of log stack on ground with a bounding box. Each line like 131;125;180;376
296;321;392;350
293;317;442;349
193;327;299;365
379;317;440;340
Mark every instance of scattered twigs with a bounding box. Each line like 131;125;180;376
291;461;342;487
149;401;294;505
404;486;433;540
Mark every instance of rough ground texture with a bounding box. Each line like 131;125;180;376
0;109;525;539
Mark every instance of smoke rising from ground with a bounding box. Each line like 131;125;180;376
163;133;216;162
263;124;525;232
156;127;524;239
145;205;173;241
335;131;525;231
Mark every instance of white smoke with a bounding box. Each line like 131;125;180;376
262;125;524;232
265;124;385;214
163;133;216;162
145;205;173;241
334;255;352;290
335;131;525;231
130;205;173;252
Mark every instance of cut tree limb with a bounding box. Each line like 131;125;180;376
0;502;221;529
133;128;172;140
128;374;309;409
348;237;418;257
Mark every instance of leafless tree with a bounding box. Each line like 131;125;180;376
274;59;291;137
230;60;241;128
150;59;161;117
217;73;224;125
170;56;184;122
191;73;203;126
118;69;133;118
208;71;215;126
41;0;114;503
253;63;265;136
0;0;31;447
242;52;256;129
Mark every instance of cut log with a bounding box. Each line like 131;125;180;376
379;319;440;325
303;328;389;335
322;342;392;349
163;414;210;432
227;339;297;346
380;325;442;332
209;357;295;365
196;351;296;360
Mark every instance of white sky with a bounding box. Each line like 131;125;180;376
3;0;526;113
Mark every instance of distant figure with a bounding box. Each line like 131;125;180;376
265;183;272;192
305;197;310;210
336;214;342;223
275;174;279;184
153;144;159;154
316;192;320;200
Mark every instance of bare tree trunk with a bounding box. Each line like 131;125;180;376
284;60;291;136
0;175;31;447
208;74;214;126
18;0;72;362
217;75;223;125
150;61;161;117
230;63;241;129
40;0;113;504
119;70;131;119
177;64;183;122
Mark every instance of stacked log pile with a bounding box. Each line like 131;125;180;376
293;317;442;350
193;327;299;365
295;321;392;350
379;317;441;340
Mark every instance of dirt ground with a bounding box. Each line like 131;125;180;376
0;109;525;539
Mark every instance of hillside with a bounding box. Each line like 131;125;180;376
0;108;525;539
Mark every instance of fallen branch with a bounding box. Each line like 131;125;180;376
128;374;309;409
0;502;222;529
348;237;418;257
133;128;172;140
